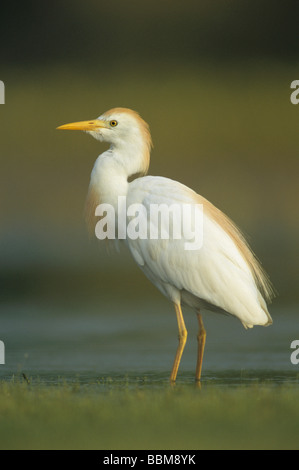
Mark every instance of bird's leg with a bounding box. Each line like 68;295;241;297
195;312;206;382
170;303;187;383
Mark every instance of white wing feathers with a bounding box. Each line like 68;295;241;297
126;176;273;329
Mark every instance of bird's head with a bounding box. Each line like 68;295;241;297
57;107;152;177
57;107;152;149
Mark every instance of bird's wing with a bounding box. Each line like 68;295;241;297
126;176;273;328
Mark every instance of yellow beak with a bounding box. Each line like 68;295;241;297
56;119;107;131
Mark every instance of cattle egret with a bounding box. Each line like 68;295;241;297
57;107;274;383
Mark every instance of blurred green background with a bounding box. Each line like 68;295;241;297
1;0;299;451
0;0;298;373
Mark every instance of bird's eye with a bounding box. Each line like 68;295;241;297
110;120;118;127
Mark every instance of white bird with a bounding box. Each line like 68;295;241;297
57;107;274;383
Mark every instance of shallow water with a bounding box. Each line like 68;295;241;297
0;298;298;387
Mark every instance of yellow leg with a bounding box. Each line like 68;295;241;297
195;312;206;382
170;303;187;383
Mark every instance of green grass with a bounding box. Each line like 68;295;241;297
0;377;298;449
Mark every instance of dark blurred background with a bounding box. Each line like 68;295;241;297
1;1;299;65
0;1;298;367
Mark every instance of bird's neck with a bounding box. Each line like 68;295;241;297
88;139;149;212
89;151;128;211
